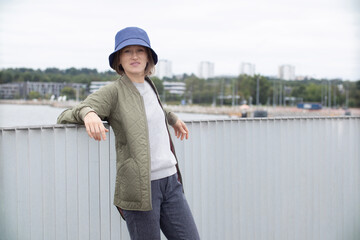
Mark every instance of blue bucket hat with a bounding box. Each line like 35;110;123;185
108;27;158;69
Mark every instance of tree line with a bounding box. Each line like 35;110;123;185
1;68;359;107
0;67;116;85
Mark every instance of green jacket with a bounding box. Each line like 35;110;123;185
57;74;182;211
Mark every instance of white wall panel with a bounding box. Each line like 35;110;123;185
16;129;30;240
0;117;359;240
0;130;18;240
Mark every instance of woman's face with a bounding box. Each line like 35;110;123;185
119;45;148;77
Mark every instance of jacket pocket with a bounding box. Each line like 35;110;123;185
118;158;141;202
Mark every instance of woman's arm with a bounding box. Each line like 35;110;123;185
57;83;116;141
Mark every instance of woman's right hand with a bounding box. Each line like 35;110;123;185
83;111;109;141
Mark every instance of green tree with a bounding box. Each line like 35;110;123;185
305;83;321;102
237;74;256;104
150;76;164;95
349;80;360;107
0;70;13;83
60;87;76;100
185;75;209;104
291;84;306;99
258;75;271;105
28;91;41;99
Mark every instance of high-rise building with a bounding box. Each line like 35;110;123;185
240;62;255;76
278;65;295;80
198;61;214;79
156;59;172;79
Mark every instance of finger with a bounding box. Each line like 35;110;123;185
180;125;187;140
91;124;100;141
174;128;178;138
89;124;96;139
178;126;183;140
182;122;189;139
95;125;102;141
181;129;185;140
101;127;107;141
85;124;93;138
178;129;182;139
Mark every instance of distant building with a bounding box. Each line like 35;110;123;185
0;82;25;99
240;62;255;76
198;61;214;79
25;82;86;97
278;65;295;80
155;59;172;79
0;82;86;99
163;81;185;95
89;81;113;94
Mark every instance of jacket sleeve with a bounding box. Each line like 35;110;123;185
57;83;117;124
164;108;179;126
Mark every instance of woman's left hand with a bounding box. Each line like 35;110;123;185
172;119;189;140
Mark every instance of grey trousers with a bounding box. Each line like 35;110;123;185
121;173;200;240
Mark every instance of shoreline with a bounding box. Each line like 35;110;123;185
1;99;359;117
0;99;78;108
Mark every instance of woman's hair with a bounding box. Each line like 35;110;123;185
111;47;155;76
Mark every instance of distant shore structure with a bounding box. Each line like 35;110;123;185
89;81;113;94
0;81;86;99
163;81;185;95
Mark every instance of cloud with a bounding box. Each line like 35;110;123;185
0;0;359;80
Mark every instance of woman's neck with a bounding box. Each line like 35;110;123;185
126;72;145;83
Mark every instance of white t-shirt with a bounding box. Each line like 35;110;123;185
133;81;177;181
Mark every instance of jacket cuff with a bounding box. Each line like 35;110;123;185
167;112;179;126
79;107;96;121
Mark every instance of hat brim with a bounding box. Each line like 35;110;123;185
108;38;158;69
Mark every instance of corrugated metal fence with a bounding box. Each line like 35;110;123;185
1;117;359;240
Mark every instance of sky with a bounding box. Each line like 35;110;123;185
0;0;359;80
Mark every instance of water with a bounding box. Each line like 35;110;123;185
0;104;68;128
0;104;230;128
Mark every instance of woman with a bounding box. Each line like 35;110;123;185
57;27;200;240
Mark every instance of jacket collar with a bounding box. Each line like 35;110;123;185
119;74;140;95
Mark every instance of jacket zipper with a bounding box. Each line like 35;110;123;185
138;94;152;210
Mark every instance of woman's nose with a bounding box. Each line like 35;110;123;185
131;51;138;59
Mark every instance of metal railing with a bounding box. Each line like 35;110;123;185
1;117;359;240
